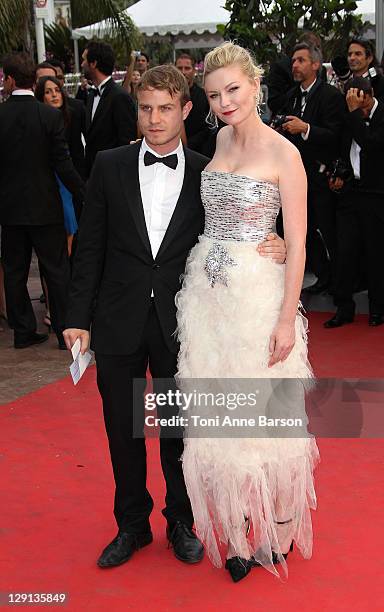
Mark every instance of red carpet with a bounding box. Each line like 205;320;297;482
1;312;383;611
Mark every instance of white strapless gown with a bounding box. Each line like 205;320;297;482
175;171;319;577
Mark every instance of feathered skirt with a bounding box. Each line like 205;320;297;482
175;236;319;577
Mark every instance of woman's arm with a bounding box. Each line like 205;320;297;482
268;142;307;366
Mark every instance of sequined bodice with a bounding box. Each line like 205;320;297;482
202;171;281;243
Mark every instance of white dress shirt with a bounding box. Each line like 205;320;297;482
300;78;317;141
350;98;378;179
91;76;112;120
12;89;34;96
139;138;185;296
139;138;185;260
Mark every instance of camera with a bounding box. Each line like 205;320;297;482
331;56;352;82
133;50;141;58
326;158;352;181
270;114;287;129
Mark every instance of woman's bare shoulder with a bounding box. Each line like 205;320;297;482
265;125;301;161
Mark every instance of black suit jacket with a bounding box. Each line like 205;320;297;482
66;142;209;354
340;101;384;194
84;78;137;176
267;56;328;115
281;78;345;190
0;95;84;226
185;82;210;153
66;97;86;180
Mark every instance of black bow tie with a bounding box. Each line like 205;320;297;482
93;84;106;97
144;150;178;170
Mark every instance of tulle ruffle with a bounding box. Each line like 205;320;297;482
175;236;319;576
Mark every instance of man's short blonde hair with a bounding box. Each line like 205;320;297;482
137;65;190;106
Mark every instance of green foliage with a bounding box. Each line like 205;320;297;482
0;0;32;55
0;0;140;61
44;23;74;70
219;0;367;65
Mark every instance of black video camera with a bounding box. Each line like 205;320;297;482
326;158;352;182
270;114;287;129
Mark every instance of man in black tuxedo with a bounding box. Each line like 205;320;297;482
0;53;84;349
280;43;345;294
81;42;137;177
175;53;210;153
64;65;286;568
325;77;384;328
347;39;384;103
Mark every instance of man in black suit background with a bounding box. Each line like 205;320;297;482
175;53;210;153
0;53;84;349
347;39;384;102
325;77;384;328
81;42;137;177
279;43;345;294
63;65;286;568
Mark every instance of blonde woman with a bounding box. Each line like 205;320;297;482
176;43;319;582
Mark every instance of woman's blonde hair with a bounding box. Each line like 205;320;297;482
203;42;264;109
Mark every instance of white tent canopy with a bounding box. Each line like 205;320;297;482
72;0;230;40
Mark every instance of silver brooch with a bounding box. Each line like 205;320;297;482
204;243;237;288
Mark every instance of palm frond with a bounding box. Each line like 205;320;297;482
0;0;31;55
70;0;138;47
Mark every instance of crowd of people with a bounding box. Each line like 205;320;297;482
267;35;384;328
1;35;381;585
0;35;383;352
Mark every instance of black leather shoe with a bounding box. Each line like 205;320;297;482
56;333;67;350
271;541;294;565
97;531;153;568
225;556;256;582
14;332;49;349
369;314;384;327
324;311;354;328
166;521;204;563
302;280;329;295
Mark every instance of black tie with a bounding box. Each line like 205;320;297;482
144;150;178;170
300;90;308;116
93;84;106;97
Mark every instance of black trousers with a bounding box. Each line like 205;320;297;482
95;301;193;534
306;188;337;285
334;188;384;315
1;224;70;339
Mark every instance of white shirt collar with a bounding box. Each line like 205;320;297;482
300;78;317;94
12;89;34;96
140;137;184;160
97;76;112;92
369;97;378;119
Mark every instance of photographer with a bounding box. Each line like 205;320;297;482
347;39;384;101
277;43;345;294
325;77;384;328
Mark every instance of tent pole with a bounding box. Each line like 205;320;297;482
73;38;80;73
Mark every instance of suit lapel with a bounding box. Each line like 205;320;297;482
156;151;195;260
85;89;95;132
301;78;322;120
86;79;114;134
118;143;152;255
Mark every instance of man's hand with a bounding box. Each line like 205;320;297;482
346;88;364;112
258;233;286;264
63;328;90;355
329;177;344;191
282;116;309;135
